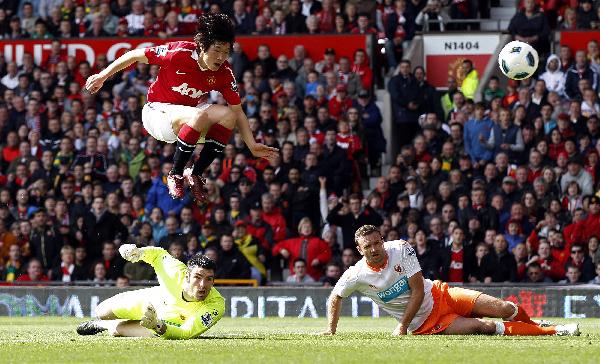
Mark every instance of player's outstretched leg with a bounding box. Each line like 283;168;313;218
441;317;579;336
471;293;536;325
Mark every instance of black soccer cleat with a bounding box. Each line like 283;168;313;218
76;320;107;336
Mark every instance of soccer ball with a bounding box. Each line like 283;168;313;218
498;41;539;80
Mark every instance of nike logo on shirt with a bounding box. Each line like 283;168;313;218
176;70;186;75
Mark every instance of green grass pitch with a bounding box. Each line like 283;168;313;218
1;317;599;363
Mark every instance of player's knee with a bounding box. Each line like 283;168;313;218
218;108;236;130
191;108;212;130
95;300;116;320
500;301;516;318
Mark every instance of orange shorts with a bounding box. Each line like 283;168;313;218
412;280;482;335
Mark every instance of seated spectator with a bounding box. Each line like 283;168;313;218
232;220;266;282
272;217;331;281
50;245;87;282
320;262;342;286
15;258;49;283
559;265;583;284
0;244;23;282
99;241;126;280
116;275;130;288
523;262;553;283
91;261;109;286
485;234;518;282
215;234;251;279
167;241;185;262
286;258;316;284
565;244;595;282
589;262;600;284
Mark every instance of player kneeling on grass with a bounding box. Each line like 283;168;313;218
77;245;224;339
323;225;580;336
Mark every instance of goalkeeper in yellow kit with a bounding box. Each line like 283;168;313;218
76;245;225;339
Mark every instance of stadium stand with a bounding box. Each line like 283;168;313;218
0;0;599;288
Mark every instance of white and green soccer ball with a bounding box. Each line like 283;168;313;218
498;40;539;80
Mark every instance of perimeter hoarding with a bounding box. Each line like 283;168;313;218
423;33;501;88
560;31;599;53
1;286;599;318
1;34;369;68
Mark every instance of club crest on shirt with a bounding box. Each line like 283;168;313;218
201;312;213;327
368;284;378;289
231;81;238;92
394;264;404;274
207;76;216;85
180;314;186;321
154;45;168;57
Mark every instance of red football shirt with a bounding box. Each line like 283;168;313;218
448;248;464;283
144;41;241;107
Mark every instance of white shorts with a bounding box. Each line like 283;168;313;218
142;102;211;143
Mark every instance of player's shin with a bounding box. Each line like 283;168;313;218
501;321;557;336
172;125;201;176
192;139;225;176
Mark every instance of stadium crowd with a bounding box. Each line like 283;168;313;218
0;0;599;288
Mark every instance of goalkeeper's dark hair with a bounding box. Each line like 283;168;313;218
194;13;235;52
187;253;217;272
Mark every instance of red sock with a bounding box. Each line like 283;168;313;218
178;124;201;145
512;305;537;325
503;322;556;336
206;124;232;145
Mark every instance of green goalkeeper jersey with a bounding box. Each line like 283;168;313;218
140;247;225;339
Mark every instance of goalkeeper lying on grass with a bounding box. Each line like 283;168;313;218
77;245;224;339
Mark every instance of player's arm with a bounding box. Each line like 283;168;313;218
162;298;225;339
86;49;149;94
393;271;425;336
229;104;279;161
323;293;343;335
119;244;185;286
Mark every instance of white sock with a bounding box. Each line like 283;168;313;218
506;301;518;321
495;321;506;335
96;319;122;336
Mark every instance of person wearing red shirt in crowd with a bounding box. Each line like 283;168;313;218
315;0;335;33
304;116;325;145
260;193;287;242
352;48;372;90
44;39;67;74
572;195;600;245
336;119;362;161
174;0;202;34
15;258;49;283
529;240;565;281
328;84;353;121
1;131;20;169
272;217;332;280
441;227;471;282
85;13;278;204
350;13;377;34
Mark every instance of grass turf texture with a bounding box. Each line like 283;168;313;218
1;317;599;363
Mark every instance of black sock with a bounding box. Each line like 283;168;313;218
172;139;196;175
192;139;225;176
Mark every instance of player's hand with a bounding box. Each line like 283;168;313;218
140;303;166;334
280;249;290;259
119;244;142;262
392;323;408;336
85;73;107;94
249;143;279;162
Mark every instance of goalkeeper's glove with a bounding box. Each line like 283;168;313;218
140;303;166;335
119;244;142;263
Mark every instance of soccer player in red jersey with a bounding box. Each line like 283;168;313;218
85;13;278;201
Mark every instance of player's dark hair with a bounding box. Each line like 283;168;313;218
354;225;381;245
194;13;235;52
187;253;217;272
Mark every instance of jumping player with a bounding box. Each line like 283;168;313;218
76;244;223;339
323;225;580;336
85;13;278;201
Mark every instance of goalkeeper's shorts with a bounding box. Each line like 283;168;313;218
108;287;157;320
412;280;482;335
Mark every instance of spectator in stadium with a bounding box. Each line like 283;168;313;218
232;0;255;34
167;241;185;262
215;234;251;279
440;226;471;283
145;162;190;216
560;156;594;197
415;0;447;32
577;0;598;29
50;245;85;282
388;60;420;147
460;59;479;101
82;196;128;260
0;244;22;282
285;0;307;33
589;262;600;284
327;194;384;250
508;0;550;55
272;217;332;281
100;241;125;280
232;220;266;282
464;102;493;168
523;262;552;283
539;54;565;96
15;258;48;283
486;107;524;160
565;50;599;101
28;208;61;271
286;257;316;284
565;244;595;282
